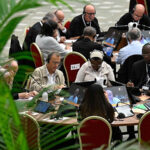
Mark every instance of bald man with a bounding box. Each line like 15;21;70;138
54;9;67;42
116;4;150;28
67;4;103;38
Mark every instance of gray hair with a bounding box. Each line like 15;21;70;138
83;26;96;37
126;28;141;41
42;12;56;21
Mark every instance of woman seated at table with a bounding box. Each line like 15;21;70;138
78;83;122;142
75;50;115;87
35;20;69;62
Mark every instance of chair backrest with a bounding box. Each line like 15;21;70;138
30;43;44;68
64;21;71;29
78;116;112;150
138;111;150;145
10;114;41;150
117;54;143;83
63;52;87;87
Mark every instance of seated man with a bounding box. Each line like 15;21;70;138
54;9;67;42
116;4;150;27
116;28;143;65
75;50;115;87
128;43;150;88
29;52;65;92
67;4;103;38
73;26;103;59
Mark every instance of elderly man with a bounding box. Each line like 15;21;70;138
73;26;103;59
75;50;115;87
116;28;143;65
67;4;103;38
54;9;67;37
29;52;65;92
116;4;150;27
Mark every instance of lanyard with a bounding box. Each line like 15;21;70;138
82;14;91;27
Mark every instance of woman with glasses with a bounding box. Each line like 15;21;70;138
75;50;115;87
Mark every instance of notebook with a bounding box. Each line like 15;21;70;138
104;86;130;107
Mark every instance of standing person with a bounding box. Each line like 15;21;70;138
116;4;150;27
67;4;103;38
78;84;122;142
29;52;65;92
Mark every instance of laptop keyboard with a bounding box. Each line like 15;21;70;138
144;102;150;109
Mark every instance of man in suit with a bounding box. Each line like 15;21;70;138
116;4;150;28
67;4;103;38
128;43;150;88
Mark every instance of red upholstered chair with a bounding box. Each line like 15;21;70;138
30;43;44;68
78;116;112;150
138;111;150;145
63;52;87;87
10;114;41;150
64;21;71;29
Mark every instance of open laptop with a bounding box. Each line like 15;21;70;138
64;81;95;104
104;86;131;107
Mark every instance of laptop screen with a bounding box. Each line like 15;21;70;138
64;83;87;104
104;86;130;107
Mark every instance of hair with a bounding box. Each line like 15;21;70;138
142;42;150;53
46;52;60;63
83;4;96;14
79;84;114;122
83;26;96;37
126;28;141;41
40;20;58;37
42;12;56;21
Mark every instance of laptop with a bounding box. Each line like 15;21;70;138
104;86;131;107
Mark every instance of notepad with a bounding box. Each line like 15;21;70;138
133;104;148;111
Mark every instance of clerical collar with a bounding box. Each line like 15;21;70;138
82;14;91;27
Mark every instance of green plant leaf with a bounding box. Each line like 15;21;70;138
0;15;25;52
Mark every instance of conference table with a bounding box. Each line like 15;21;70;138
18;94;150;127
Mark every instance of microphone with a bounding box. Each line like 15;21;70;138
138;24;150;30
30;74;43;88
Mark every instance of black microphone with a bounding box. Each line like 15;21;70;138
138;24;150;30
30;74;43;88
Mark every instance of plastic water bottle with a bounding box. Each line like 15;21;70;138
42;92;48;102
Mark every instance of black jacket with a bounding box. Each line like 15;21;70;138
116;12;150;28
67;14;102;38
130;59;147;88
73;37;103;59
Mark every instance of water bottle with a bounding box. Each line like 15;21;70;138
42;92;48;102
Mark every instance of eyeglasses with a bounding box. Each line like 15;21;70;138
58;19;64;23
52;61;60;65
85;12;96;16
133;12;143;18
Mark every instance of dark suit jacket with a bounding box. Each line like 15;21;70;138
131;59;147;88
23;22;42;51
67;14;102;38
116;12;150;27
72;37;112;66
22;22;42;68
72;37;103;59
